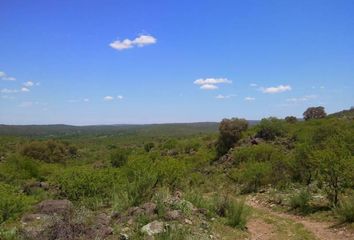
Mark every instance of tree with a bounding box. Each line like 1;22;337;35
216;118;248;157
285;116;297;123
256;117;285;141
144;142;155;152
303;106;326;120
313;136;354;206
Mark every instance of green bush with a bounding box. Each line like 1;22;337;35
216;118;248;157
110;148;128;168
0;155;41;183
335;195;354;223
21;140;76;163
256;117;285;140
225;199;249;229
144;142;155;152
289;190;311;214
231;161;272;193
0;183;34;224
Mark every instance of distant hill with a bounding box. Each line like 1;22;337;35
0;123;219;137
328;107;354;119
0;120;260;137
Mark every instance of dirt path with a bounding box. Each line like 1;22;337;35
246;197;354;240
247;218;275;240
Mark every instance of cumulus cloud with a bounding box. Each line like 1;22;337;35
110;34;157;51
103;96;114;101
194;78;231;90
21;87;30;92
244;97;255;101
23;81;34;87
216;94;236;99
286;95;317;103
117;95;124;100
261;85;291;94
200;84;218;90
0;71;16;81
1;88;18;94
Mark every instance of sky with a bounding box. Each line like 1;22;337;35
0;0;353;125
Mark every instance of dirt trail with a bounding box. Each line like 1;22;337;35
246;197;354;240
247;218;275;240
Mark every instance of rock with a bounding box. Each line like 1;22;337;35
164;210;181;221
127;206;144;216
141;202;157;215
141;220;165;236
119;233;129;240
184;219;192;225
36;200;73;216
19;214;52;240
200;221;209;229
95;213;111;226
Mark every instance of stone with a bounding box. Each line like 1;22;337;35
141;202;157;215
141;220;165;236
36;200;73;216
184;219;192;225
164;210;181;221
119;233;129;240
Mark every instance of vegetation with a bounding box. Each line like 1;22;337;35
0;106;353;239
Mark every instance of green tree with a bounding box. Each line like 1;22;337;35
285;116;298;123
313;136;354;206
303;106;327;120
256;117;285;140
216;118;248;157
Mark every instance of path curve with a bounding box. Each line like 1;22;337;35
246;197;354;240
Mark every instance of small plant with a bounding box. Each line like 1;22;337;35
110;148;128;168
335;195;354;223
225;199;249;230
289;189;311;214
156;227;189;240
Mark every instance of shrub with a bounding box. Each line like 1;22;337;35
313;136;354;206
110;149;128;168
0;155;41;183
256;117;285;140
21;140;76;163
225;199;249;229
144;142;155;152
289;189;311;214
0;183;34;224
216;118;248;157
231;161;272;193
285;116;298;123
335;195;354;223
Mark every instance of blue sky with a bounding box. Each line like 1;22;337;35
0;0;353;125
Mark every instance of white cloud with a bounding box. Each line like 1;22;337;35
103;96;114;101
23;81;34;87
110;34;157;51
194;78;232;85
83;98;89;102
286;95;317;103
244;97;255;101
18;101;33;107
194;78;231;90
1;88;18;94
21;87;30;92
117;95;124;100
200;84;218;90
261;85;291;94
250;83;258;87
216;94;236;99
0;71;16;81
